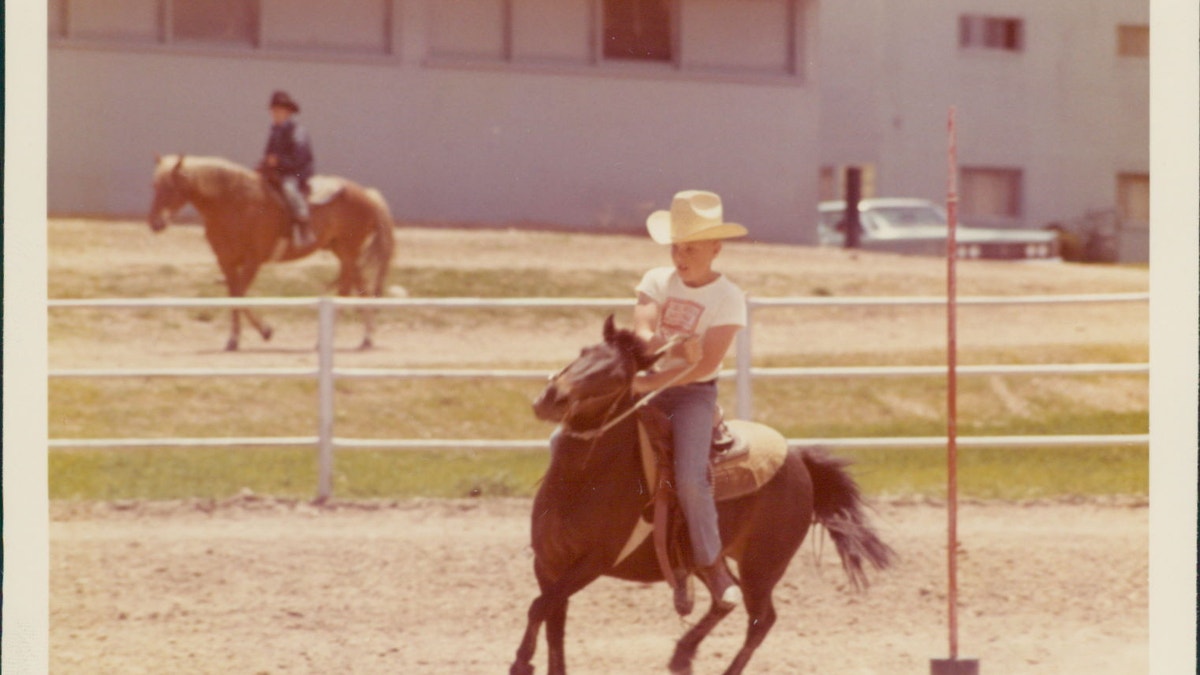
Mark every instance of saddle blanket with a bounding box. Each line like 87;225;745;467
306;175;346;206
710;420;789;501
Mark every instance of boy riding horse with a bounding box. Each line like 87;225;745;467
632;189;749;614
261;90;316;248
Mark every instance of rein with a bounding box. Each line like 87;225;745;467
558;336;690;442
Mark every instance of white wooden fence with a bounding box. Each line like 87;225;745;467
48;293;1150;499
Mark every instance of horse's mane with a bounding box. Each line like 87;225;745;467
161;155;264;203
606;323;658;372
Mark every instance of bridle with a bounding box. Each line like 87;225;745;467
554;336;689;442
556;383;630;442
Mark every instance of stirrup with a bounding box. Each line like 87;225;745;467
712;420;735;452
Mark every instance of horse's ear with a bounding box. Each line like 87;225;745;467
633;343;663;372
155;154;161;164
602;314;617;343
173;154;185;173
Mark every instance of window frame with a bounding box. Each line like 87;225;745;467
167;0;261;49
958;14;1025;53
599;0;677;65
420;0;810;84
959;166;1024;223
49;0;400;62
1116;24;1149;58
1116;172;1150;230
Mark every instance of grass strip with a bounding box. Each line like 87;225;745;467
48;444;1147;502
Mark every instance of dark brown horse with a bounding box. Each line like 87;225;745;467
147;154;395;350
511;316;894;675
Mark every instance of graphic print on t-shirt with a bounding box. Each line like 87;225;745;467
659;297;705;338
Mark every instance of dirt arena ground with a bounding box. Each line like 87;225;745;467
50;496;1147;674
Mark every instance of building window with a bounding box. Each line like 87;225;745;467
429;0;508;60
959;15;1023;52
960;168;1022;220
603;0;673;62
69;0;162;43
172;0;258;46
1117;173;1149;228
1117;24;1149;58
263;0;391;55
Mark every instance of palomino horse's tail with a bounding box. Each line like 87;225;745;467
360;187;396;297
801;447;895;590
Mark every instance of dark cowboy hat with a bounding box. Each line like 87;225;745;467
268;90;300;113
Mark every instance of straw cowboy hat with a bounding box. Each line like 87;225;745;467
646;190;748;244
268;90;300;113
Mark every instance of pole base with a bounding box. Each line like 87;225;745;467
931;658;980;675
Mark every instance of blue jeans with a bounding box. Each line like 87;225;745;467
280;175;309;223
649;381;721;567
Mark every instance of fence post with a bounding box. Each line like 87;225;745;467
735;300;754;419
316;297;336;502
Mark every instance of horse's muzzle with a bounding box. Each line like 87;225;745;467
148;210;168;232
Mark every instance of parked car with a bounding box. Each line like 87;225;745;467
817;198;1060;260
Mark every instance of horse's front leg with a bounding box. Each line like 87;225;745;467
234;261;273;343
511;596;573;675
511;553;609;675
510;594;556;675
221;261;272;350
544;596;575;675
219;260;243;351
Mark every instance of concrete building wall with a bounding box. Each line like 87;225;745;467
818;0;1149;256
48;0;1149;256
48;0;822;244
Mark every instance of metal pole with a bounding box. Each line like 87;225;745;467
316;297;336;502
931;106;979;675
946;105;961;662
735;301;754;419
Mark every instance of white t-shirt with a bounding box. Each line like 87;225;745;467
635;266;747;382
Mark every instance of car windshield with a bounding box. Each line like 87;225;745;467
871;205;946;228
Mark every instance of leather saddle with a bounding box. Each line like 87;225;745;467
614;406;788;599
635;405;788;504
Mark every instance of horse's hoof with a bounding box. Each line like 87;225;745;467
225;339;239;352
668;646;695;675
668;660;692;675
509;663;535;675
357;337;373;351
262;326;273;342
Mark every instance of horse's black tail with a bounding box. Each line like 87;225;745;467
801;447;895;590
360;187;396;297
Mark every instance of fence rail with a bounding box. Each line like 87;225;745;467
48;292;1150;498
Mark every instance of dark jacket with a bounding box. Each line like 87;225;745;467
264;119;314;183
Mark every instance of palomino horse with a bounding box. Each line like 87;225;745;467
147;154;395;350
510;316;894;675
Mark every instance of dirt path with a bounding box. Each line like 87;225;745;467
50;498;1147;674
